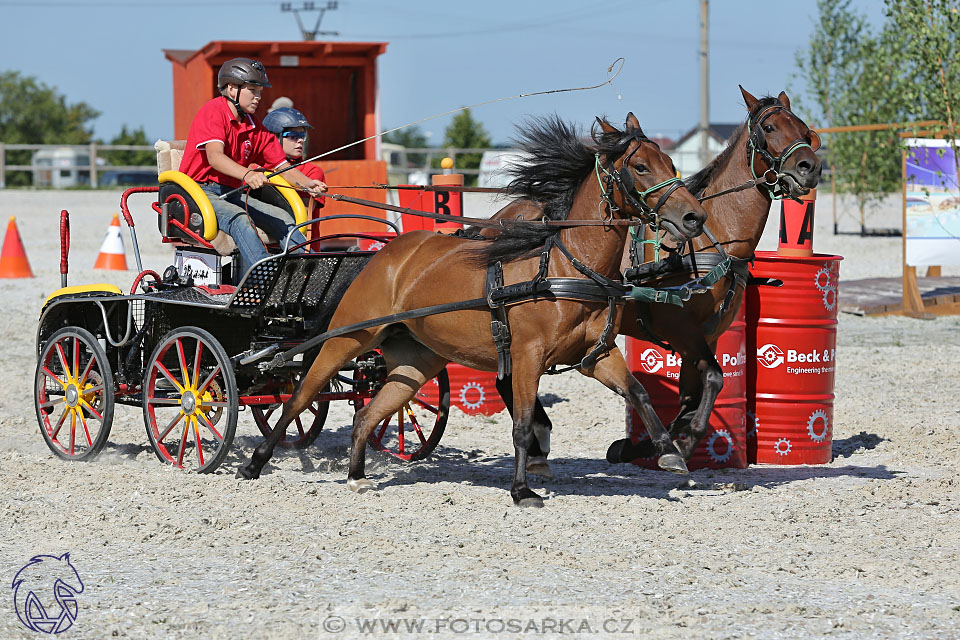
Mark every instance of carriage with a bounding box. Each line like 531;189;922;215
34;159;450;474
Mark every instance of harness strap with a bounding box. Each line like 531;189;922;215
269;296;490;368
486;260;513;379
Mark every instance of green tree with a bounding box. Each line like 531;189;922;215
0;71;100;186
795;0;960;225
99;124;154;167
794;1;903;215
440;109;491;185
792;0;868;130
884;0;960;185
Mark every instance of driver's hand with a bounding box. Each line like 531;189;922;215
304;180;327;197
243;169;268;189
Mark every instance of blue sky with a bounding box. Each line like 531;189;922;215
0;0;886;146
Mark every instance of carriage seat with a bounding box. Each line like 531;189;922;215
154;139;308;256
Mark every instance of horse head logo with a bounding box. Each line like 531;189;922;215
12;553;84;634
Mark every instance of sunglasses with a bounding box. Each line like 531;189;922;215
282;131;307;140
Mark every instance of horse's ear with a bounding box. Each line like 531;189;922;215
625;112;640;131
739;85;759;110
596;117;618;134
777;90;791;110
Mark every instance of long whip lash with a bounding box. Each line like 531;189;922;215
220;58;626;199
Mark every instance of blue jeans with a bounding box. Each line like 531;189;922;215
200;183;308;279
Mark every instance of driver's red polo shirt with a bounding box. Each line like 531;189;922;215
180;96;287;189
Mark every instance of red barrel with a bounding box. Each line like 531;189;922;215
624;303;747;470
419;364;506;416
746;252;842;464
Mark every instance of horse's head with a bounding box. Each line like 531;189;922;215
596;113;707;242
740;86;822;198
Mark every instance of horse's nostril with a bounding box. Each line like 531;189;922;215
797;161;811;176
683;212;704;231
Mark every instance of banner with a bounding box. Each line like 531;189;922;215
904;138;960;266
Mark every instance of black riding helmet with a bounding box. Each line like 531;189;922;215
262;107;313;140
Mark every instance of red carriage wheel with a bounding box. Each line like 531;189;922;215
34;326;115;461
363;368;450;461
251;380;330;449
142;327;237;473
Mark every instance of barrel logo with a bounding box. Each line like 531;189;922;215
639;348;665;373
757;343;785;369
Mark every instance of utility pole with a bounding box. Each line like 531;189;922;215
281;1;339;41
699;0;710;170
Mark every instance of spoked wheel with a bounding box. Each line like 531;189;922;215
363;368;450;461
142;327;237;473
34;327;114;461
251;380;330;449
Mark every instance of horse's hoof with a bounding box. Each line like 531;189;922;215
517;496;544;508
526;456;554;479
236;465;259;480
606;438;632;463
658;453;689;475
512;488;544;508
347;478;377;494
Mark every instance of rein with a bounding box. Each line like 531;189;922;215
326;192;650;229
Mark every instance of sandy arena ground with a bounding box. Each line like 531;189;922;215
0;190;958;639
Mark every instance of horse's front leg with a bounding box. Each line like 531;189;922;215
586;349;688;475
496;375;554;479
237;335;365;480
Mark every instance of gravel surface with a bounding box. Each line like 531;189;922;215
1;190;958;639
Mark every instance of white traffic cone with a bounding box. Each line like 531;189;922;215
93;214;128;270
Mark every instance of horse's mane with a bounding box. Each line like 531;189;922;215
683;96;780;198
473;115;642;266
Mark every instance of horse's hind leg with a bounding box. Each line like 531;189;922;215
495;375;554;479
585;349;688;475
675;353;723;459
237;334;372;480
507;360;547;507
346;336;447;493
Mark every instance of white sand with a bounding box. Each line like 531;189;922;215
1;190;958;639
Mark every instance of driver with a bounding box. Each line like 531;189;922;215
179;57;327;278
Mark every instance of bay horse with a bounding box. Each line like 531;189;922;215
237;113;709;507
491;87;822;473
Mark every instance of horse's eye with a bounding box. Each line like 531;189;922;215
763;124;775;133
634;164;648;173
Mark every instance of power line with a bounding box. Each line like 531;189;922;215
281;1;339;40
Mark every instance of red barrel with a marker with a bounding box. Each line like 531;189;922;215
746;251;842;464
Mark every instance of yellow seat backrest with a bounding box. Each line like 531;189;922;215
154;139;308;240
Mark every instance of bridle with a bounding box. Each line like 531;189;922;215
745;103;821;200
595;130;685;229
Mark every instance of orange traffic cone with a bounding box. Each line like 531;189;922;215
93;214;128;270
0;216;34;278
